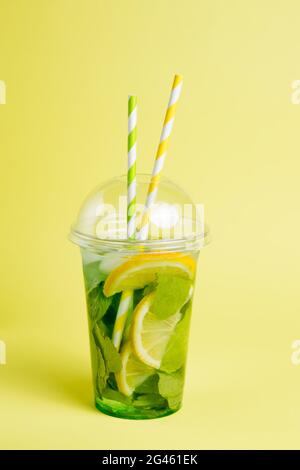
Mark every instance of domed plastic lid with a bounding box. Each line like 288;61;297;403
70;174;208;253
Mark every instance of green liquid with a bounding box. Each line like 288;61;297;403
82;250;196;420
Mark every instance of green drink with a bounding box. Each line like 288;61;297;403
82;249;197;419
70;175;206;419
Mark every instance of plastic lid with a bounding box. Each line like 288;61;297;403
69;174;208;253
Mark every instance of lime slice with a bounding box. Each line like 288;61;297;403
115;342;154;396
131;293;181;369
103;253;196;297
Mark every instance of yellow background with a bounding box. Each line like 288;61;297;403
1;0;300;450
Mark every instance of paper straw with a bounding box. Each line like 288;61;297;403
112;96;137;350
138;75;183;240
112;290;133;350
127;95;137;239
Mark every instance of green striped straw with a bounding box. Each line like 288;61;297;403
112;96;137;350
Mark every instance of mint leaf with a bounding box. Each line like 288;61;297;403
103;336;122;373
143;282;157;297
101;292;121;337
96;348;107;394
93;324;122;374
87;283;112;323
93;324;122;395
101;387;132;405
107;373;118;391
102;294;121;338
151;274;192;319
133;289;145;309
97;348;106;377
133;394;167;408
160;305;192;373
158;370;184;410
83;261;106;293
135;374;159;394
111;291;121;311
134;375;168;409
97;319;109;337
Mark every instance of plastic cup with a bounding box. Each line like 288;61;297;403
70;174;207;419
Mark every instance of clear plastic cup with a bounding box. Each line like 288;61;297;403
70;174;208;419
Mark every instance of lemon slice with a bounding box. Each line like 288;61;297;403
115;342;154;396
132;293;182;369
103;252;195;297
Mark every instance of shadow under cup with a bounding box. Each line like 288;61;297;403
70;175;207;419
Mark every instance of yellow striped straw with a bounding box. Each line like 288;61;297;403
112;96;137;350
127;95;137;239
112;290;133;350
138;75;183;240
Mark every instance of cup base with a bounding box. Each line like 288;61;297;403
95;397;180;420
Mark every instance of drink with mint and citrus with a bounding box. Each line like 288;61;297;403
81;249;198;419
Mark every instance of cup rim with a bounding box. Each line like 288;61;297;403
69;226;209;253
69;173;209;253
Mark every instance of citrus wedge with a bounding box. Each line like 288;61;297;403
103;252;195;297
115;342;154;396
132;293;182;369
